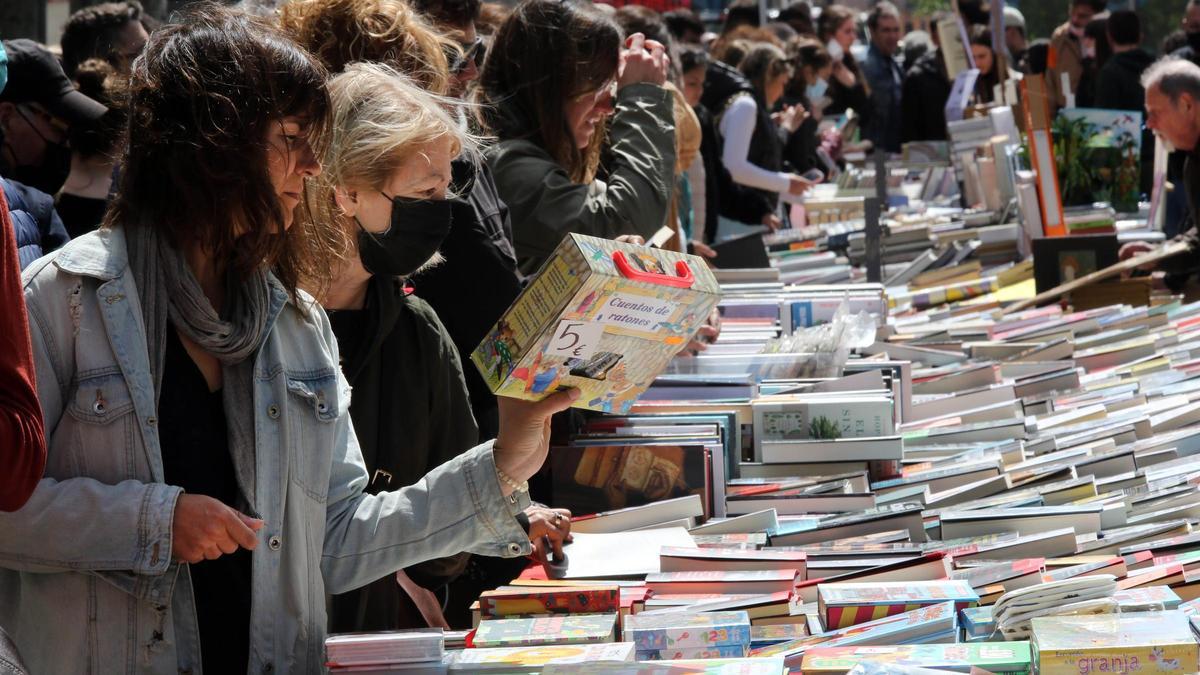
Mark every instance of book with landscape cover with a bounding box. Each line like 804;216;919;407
472;613;619;648
800;642;1033;674
622;610;751;651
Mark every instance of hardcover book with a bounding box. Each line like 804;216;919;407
818;580;979;629
472;613;618;648
1031;611;1199;675
621;610;751;651
801;642;1033;674
476;585;620;619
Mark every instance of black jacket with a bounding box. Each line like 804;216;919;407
782;92;822;176
327;277;480;632
901;49;952;143
700;61;786;228
1095;49;1156;112
826;53;873;129
413;159;524;440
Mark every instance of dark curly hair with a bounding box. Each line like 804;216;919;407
60;0;144;77
104;3;336;297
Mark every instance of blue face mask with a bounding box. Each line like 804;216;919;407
806;78;828;101
0;42;7;96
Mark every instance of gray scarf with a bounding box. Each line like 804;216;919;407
125;224;279;516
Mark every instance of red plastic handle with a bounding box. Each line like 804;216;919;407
612;250;695;288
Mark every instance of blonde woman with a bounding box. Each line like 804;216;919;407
302;63;573;632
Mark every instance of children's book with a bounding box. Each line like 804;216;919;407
476;585;620;619
801;642;1033;674
472;613;618;648
818;580;979;629
1031;610;1199;675
621;610;751;651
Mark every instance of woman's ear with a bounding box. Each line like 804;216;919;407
333;186;360;218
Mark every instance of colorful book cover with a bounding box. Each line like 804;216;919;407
622;610;751;650
471;234;722;414
1032;611;1199;675
818;581;978;629
750;602;959;666
472;613;618;648
635;644;748;660
960;606;996;640
550;444;713;517
801;642;1033;674
750;624;809;647
477;586;619;619
1114;586;1182;611
447;641;635;666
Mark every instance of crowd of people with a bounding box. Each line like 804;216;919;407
0;0;1199;673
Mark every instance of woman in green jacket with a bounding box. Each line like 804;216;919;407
477;0;677;275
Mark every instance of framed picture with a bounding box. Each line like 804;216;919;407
1032;234;1119;293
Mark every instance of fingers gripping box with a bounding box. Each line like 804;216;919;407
472;234;722;414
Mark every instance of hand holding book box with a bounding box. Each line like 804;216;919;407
472;234;721;414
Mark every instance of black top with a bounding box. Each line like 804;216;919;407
326;278;481;633
159;327;252;673
54;193;107;240
412;159;524;440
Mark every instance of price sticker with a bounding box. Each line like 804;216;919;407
545;320;605;360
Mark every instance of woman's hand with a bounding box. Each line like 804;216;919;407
619;33;668;88
773;104;808;133
684;307;722;355
787;174;815;196
1118;241;1159;275
171;494;263;563
691;241;718;259
615;234;646;246
494;389;579;487
526;505;573;562
762;213;782;230
395;570;451;629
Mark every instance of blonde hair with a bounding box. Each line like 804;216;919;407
302;62;479;263
280;0;456;95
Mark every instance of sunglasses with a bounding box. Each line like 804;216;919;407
449;36;485;74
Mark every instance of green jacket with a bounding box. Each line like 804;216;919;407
487;82;677;276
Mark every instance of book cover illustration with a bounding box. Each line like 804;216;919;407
635;645;748;660
819;581;978;630
750;602;958;662
960;606;996;641
622;610;751;651
1031;611;1199;675
551;444;709;515
755;399;893;442
477;586;619;619
446;641;636;666
472;613;618;648
801;642;1033;674
472;234;721;414
1114;586;1182;612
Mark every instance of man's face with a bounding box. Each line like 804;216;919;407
446;22;480;99
0;101;67;169
1146;85;1200;152
1069;3;1096;31
872;15;901;56
1186;5;1200;34
112;19;149;75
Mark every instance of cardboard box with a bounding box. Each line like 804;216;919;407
472;234;721;414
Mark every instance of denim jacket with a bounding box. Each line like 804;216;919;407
0;227;533;674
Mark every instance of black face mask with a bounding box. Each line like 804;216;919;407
7;107;71;194
356;192;453;278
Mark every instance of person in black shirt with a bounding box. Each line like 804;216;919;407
57;57;125;239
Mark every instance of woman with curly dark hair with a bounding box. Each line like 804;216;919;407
0;5;574;673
